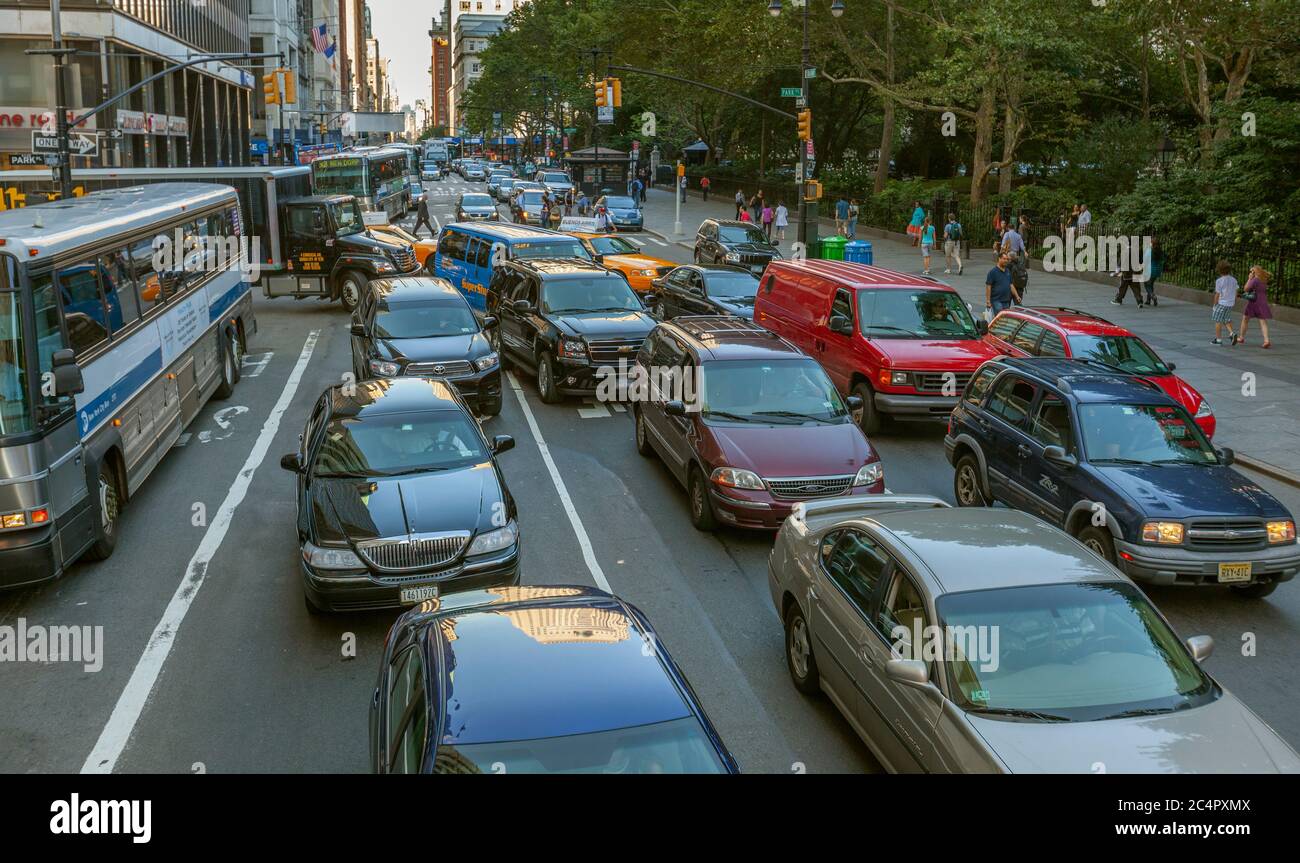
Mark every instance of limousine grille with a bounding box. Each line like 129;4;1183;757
405;359;475;377
588;338;646;365
766;475;855;501
357;532;470;573
1186;519;1268;550
913;371;972;395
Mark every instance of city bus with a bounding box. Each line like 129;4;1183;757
310;148;410;223
388;142;425;212
0;183;254;586
0;166;312;279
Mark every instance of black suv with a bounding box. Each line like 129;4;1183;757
350;276;502;416
693;219;782;276
486;258;656;403
945;357;1299;598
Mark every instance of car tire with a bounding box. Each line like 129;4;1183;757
688;466;718;531
1077;525;1117;565
851;382;882;435
214;327;241;399
1231;581;1278;599
784;602;821;696
953;454;989;507
537;354;561;404
85;461;121;562
338;271;365;313
634;406;655;458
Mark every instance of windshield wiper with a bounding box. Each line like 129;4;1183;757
1101;704;1191;720
369;466;453;477
862;325;919;336
703;410;756;423
753;410;837;424
1090;458;1151;466
966;706;1071;723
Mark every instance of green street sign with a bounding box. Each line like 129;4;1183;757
804;67;817;79
564;127;577;134
780;87;801;98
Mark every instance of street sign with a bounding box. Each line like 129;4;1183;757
795;97;807;109
564;127;577;134
597;105;614;125
805;140;815;158
32;130;98;157
804;67;817;79
794;163;803;182
780;87;801;98
8;153;49;168
106;128;124;140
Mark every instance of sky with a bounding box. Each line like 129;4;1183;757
368;1;438;111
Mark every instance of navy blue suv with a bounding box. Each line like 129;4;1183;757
945;357;1298;598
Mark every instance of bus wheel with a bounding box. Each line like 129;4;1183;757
86;461;121;561
214;328;241;399
338;271;365;312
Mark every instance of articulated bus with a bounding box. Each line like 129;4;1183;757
310;148;410;223
0;166;312;278
0;184;254;586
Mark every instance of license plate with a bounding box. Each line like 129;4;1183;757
399;584;440;604
1217;562;1252;584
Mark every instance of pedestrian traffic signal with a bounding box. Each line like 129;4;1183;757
804;180;822;201
797;109;812;142
595;80;608;108
263;73;280;106
609;78;622;108
280;69;297;105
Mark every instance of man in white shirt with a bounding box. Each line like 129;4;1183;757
1076;204;1092;234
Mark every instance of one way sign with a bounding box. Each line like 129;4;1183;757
32;130;98;157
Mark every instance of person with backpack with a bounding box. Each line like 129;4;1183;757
943;213;964;275
846;198;859;240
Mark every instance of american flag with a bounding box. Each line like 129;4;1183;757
310;23;329;54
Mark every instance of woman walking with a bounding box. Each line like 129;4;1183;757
908;201;925;246
1211;260;1240;346
774;201;789;243
761;201;774;241
846;198;859;240
1238;265;1274;348
920;216;936;275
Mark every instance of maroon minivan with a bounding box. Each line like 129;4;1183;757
630;316;885;530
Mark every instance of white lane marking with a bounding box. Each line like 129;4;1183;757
81;330;321;774
505;371;611;592
577;402;610;419
213;406;248;431
627;237;645;246
240;352;273;377
651;238;668;246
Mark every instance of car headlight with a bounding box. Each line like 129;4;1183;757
636;269;658;277
376;262;395;273
854;462;884;487
1142;521;1185;544
475;352;499;371
1195;399;1214;418
712;467;765;490
369;359;401;377
303;541;365;570
467;520;519;556
879;370;910;387
724;253;740;263
558;339;587;359
1267;520;1296;544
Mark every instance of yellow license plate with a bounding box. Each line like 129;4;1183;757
1217;562;1252;584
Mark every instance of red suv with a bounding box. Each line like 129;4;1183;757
753;260;1002;432
982;306;1216;438
631;316;885;530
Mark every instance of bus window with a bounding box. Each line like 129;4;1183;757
101;249;141;332
0;291;30;436
130;237;165;314
31;274;71;418
57;262;110;357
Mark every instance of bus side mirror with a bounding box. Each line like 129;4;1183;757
51;349;84;396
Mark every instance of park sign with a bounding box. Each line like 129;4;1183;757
780;87;801;98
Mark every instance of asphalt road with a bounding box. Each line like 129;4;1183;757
2;175;1297;774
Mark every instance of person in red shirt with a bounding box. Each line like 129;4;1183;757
700;175;711;202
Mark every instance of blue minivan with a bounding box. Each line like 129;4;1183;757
433;222;594;313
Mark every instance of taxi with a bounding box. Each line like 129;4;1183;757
369;222;438;272
569;230;676;294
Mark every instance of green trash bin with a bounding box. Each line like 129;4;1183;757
805;238;824;259
821;235;847;261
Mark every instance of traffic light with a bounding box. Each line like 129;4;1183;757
797;109;812;142
263;73;280;106
280;69;297;105
609;78;622;108
595;79;608;108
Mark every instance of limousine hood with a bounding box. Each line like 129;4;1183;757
311;463;502;545
555;310;655;339
375;332;490;365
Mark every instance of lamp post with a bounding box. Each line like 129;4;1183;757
1155;135;1176;180
769;0;843;249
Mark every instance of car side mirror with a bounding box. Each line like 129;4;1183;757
664;400;687;417
491;434;515;455
593;253;605;264
829;314;853;336
512;299;531;313
1185;635;1214;663
1217;447;1235;466
1166;361;1176;372
1042;445;1078;469
641;291;658;308
481;315;498;330
975;319;989;335
885;658;930;688
349;323;366;337
51;348;84;396
279;453;303;473
845;395;864;412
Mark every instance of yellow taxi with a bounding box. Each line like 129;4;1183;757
570;232;676;294
369;223;438;271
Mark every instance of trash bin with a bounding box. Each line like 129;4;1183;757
805;238;824;260
821;235;848;261
845;240;874;265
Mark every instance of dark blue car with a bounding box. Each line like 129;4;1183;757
945;357;1298;599
370;585;739;773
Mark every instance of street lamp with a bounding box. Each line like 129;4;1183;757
1156;135;1176;179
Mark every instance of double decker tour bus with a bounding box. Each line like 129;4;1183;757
0;184;253;587
309;148;410;223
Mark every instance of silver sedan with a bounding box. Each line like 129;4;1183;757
768;496;1300;773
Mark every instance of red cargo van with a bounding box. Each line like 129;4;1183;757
753;260;1001;432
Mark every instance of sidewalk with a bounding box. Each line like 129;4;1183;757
639;186;1300;484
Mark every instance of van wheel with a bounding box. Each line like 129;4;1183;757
954;455;988;507
536;354;561;404
338;271;365;312
85;461;121;562
634;406;655;458
784;602;821;696
688;467;718;531
1077;526;1117;565
214;328;241;399
851;382;881;434
1231;581;1278;599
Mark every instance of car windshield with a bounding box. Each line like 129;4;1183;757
314;411;487;477
374;301;478;339
1068;335;1170;375
462;194;494;207
1080;403;1218;465
432;717;727;774
542;277;641;313
513;241;593;261
0;288;34;437
857;289;980;339
422;162;436;171
604;196;636;209
542;172;569;184
588;236;639;255
699;359;849;425
704;271;760;299
519;191;545;206
331;201;365;236
936;582;1216;722
718;226;769;244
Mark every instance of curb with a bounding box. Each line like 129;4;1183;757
1234;454;1300;489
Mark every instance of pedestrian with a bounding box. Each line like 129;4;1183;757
920;216;936;275
750;191;764;224
1110;266;1142;306
700;175;711;202
1000;221;1028;301
633;176;644;203
734;189;745;219
908;201;925;246
738;208;753;223
1238;265;1274;348
835;195;849;236
577;190;589;217
847;198;859;240
1211;260;1239;345
550;202;563;229
943;212;964;275
761;201;774;240
640;172;648;203
540;197;551;227
595;205;611;232
564;188;574;217
985;252;1020;317
627;175;635;197
413;194;435;237
1076;203;1092;234
774;201;789;243
1143;238;1165;307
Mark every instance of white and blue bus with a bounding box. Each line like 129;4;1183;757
310;148;410;223
0;183;253;586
